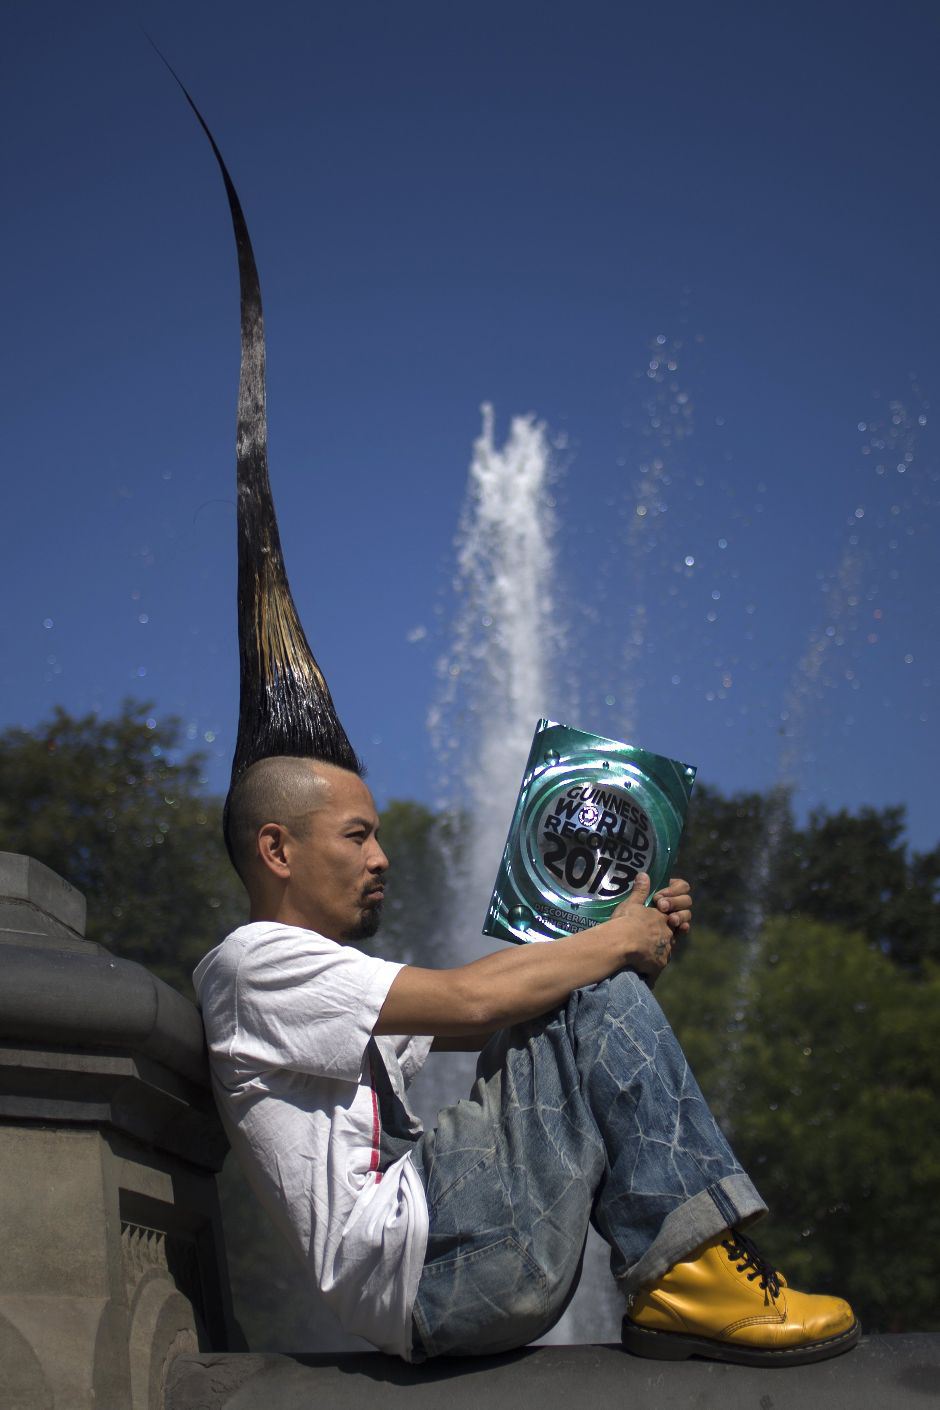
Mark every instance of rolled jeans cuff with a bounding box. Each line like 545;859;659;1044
617;1173;767;1296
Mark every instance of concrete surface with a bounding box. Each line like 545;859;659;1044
0;849;87;944
0;855;240;1410
166;1336;940;1409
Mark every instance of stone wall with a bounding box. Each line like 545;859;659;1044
0;853;240;1410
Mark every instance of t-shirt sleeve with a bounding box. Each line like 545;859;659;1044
232;930;404;1084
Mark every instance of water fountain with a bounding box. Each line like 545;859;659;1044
418;402;622;1343
428;403;570;924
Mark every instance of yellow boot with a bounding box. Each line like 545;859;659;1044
622;1230;860;1367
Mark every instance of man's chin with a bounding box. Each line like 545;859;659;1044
344;903;383;943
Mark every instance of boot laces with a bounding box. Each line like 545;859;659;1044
720;1230;781;1299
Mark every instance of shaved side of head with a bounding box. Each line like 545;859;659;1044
225;756;351;884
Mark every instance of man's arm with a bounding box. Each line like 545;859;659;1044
375;874;691;1038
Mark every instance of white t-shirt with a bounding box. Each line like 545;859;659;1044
192;921;432;1359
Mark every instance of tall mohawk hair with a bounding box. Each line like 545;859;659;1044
159;57;361;853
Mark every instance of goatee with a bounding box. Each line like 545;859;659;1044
346;902;383;943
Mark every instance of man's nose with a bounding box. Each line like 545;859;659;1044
369;841;390;873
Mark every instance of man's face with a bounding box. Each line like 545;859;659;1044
284;767;389;943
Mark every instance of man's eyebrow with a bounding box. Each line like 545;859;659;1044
343;815;376;830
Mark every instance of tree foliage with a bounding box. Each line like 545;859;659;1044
679;784;939;971
1;704;938;1338
0;702;244;988
657;919;940;1333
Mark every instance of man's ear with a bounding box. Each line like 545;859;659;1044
256;823;291;881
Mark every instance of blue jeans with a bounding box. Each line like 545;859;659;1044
409;969;765;1358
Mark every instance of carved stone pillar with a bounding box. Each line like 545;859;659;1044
0;853;241;1410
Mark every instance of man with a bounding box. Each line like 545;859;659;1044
194;755;859;1367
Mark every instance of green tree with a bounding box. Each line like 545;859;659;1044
657;918;940;1332
4;706;938;1338
786;807;940;971
676;784;794;940
677;787;939;972
0;702;244;990
653;925;743;1106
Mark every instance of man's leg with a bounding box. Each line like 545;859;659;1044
409;968;764;1358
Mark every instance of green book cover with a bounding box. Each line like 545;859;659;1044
484;719;696;944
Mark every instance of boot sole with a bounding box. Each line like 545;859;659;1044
621;1316;861;1368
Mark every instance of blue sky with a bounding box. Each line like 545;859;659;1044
3;0;938;851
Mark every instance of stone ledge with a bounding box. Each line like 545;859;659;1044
165;1334;940;1410
0;944;209;1086
0;1044;227;1170
0;851;86;939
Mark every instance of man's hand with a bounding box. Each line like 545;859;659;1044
653;876;693;936
602;872;680;987
599;872;693;987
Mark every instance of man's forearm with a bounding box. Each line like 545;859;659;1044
375;878;679;1037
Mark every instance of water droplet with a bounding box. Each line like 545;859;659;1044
204;731;216;743
671;674;681;685
711;589;721;601
543;750;560;767
854;507;864;519
42;618;53;629
717;537;728;549
684;555;695;567
604;693;615;706
136;666;147;678
904;653;914;664
138;613;149;624
146;718;157;730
